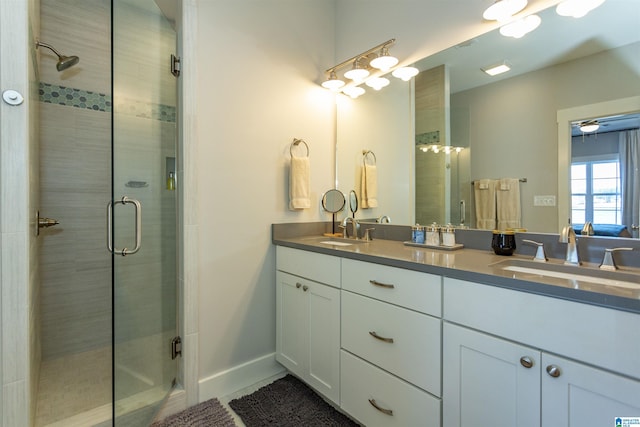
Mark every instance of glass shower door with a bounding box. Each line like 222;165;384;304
111;0;178;424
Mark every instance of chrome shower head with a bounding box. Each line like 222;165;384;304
35;40;79;71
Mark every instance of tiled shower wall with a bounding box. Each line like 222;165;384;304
39;0;112;360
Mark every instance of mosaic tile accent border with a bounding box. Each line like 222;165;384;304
39;82;176;123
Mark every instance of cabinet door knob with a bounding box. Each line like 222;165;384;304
369;331;394;343
302;285;309;292
520;356;534;368
369;279;395;289
296;283;302;289
546;364;561;378
368;398;393;416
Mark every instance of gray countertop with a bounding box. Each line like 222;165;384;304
273;234;640;314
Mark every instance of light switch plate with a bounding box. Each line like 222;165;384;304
534;195;556;206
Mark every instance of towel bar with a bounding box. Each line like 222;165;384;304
290;138;309;157
471;178;527;185
362;150;377;165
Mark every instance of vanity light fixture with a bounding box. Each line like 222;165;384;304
483;0;528;22
556;0;606;18
392;66;419;81
579;120;600;133
499;14;541;38
417;144;465;154
322;39;419;98
481;60;511;76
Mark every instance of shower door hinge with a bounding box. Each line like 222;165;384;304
171;54;181;77
171;336;182;359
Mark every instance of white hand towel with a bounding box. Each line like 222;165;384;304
360;164;378;208
474;179;496;230
496;178;521;230
289;155;310;210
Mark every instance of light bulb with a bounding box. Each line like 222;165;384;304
483;0;528;22
500;14;541;38
392;66;419;81
556;0;605;18
365;77;390;91
370;47;398;71
342;86;365;99
321;71;345;91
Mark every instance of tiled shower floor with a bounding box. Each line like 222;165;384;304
35;347;112;427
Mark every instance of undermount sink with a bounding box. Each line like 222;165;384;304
317;236;369;246
491;258;640;290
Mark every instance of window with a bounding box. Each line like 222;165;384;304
571;158;621;224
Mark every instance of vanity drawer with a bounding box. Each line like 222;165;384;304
342;258;441;316
276;246;340;288
341;350;441;427
341;290;441;395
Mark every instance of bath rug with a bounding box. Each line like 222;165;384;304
229;374;359;426
150;397;236;427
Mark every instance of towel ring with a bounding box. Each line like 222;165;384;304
290;138;309;157
362;150;376;166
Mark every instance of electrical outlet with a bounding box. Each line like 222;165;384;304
534;195;556;206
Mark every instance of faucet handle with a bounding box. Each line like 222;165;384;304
522;239;548;262
364;228;375;241
599;247;634;271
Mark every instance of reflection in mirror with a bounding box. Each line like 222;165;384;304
349;190;358;218
336;0;640;235
558;96;640;238
322;189;346;235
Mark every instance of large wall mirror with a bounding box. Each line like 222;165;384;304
336;0;640;236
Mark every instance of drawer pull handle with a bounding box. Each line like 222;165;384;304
302;285;309;292
369;279;395;289
520;356;534;369
368;399;393;416
546;365;561;378
369;331;394;343
296;283;302;289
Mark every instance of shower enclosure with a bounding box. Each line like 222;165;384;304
34;0;178;425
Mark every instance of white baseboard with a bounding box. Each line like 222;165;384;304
198;353;286;402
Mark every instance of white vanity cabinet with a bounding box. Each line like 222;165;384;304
275;247;341;404
443;277;640;427
340;259;442;427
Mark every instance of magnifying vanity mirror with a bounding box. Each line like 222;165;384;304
336;0;640;237
322;189;346;235
349;190;358;218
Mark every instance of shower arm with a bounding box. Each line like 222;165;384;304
35;40;63;58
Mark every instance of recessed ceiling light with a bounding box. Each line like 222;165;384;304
481;61;512;76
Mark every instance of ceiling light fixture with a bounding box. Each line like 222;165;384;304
481;60;512;76
483;0;528;22
499;14;541;38
392;66;419;81
556;0;606;18
579;120;600;133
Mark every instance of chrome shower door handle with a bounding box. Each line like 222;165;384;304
107;196;142;256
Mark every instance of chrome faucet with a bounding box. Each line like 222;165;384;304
581;222;594;236
378;215;391;224
522;239;547;262
344;217;359;239
559;225;580;265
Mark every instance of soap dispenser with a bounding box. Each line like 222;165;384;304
166;172;175;190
